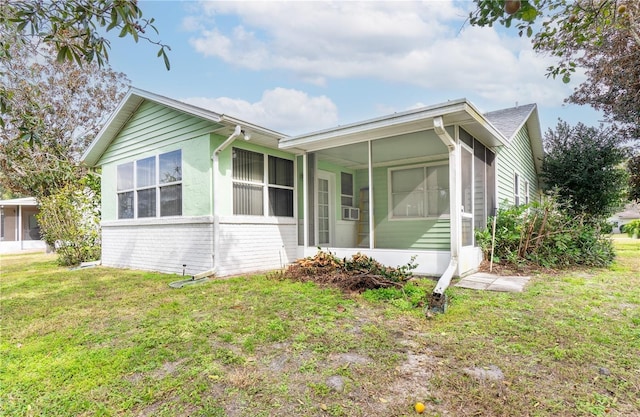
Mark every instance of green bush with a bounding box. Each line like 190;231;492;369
625;219;640;238
37;173;101;266
476;195;614;268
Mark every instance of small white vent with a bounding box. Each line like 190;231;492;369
342;206;360;221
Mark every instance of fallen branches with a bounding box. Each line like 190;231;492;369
271;250;415;293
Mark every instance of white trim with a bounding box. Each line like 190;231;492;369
106;215;302;228
102;216;213;227
0;197;38;206
219;215;296;225
340;172;354;209
514;172;521;206
303;153;309;248
279;99;508;152
368;140;374;249
116;149;183;219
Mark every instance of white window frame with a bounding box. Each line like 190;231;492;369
117;162;135;219
388;161;450;221
524;179;530;205
116;150;182;219
232;148;294;218
340;172;355;219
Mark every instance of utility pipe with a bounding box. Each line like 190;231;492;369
430;116;460;311
211;125;249;274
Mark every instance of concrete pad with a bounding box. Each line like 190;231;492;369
462;274;496;284
455;273;530;292
457;280;491;290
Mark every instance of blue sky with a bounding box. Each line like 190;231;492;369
106;0;604;136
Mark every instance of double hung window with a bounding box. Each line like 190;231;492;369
117;150;182;219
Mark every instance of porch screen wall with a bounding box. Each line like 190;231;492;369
461;146;473;246
460;129;497;246
307;153;316;246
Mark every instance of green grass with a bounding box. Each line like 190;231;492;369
1;238;639;416
424;236;640;416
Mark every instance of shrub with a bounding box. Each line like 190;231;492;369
625;219;640;238
476;195;615;268
37;173;101;266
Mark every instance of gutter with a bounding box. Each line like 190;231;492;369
211;125;250;274
429;116;460;313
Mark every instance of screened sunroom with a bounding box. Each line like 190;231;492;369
280;99;506;277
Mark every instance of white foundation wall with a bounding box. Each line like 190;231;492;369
0;240;47;254
298;246;452;277
458;246;484;276
216;216;297;277
101;217;213;276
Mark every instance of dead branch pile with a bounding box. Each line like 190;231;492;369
272;250;414;293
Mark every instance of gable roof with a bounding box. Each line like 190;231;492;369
485;104;536;140
81;88;288;167
485;103;544;175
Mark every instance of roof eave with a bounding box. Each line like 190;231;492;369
279;99;508;152
526;105;544;176
82;88;231;167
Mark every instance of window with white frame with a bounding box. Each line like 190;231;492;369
389;163;449;219
340;172;355;221
232;148;294;217
340;172;354;207
524;179;530;205
116;150;182;219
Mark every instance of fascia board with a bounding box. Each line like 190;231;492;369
81;88;225;167
279;99;470;151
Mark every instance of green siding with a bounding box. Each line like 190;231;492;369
497;127;539;206
97;101;220;165
99;100;217;220
354;162;450;250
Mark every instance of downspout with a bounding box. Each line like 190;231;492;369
429;116;460;313
211;125;248;274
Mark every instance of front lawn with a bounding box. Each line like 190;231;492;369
1;238;638;416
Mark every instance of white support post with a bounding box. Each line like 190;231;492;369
17;205;23;250
368;140;374;249
303;153;309;249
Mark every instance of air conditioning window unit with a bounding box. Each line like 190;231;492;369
342;206;360;221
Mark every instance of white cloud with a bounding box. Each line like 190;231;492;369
181;88;338;135
185;0;582;110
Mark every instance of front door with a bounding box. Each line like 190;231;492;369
317;171;334;246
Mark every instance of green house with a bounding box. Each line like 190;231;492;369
82;89;542;280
